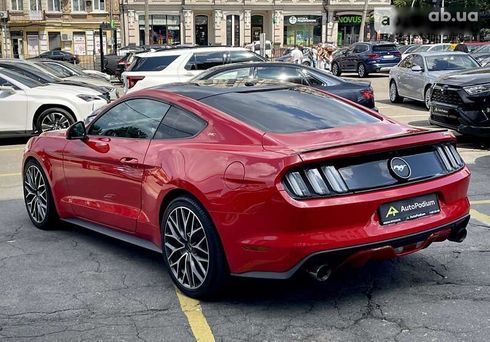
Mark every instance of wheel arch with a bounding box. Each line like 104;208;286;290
158;186;230;270
32;104;76;131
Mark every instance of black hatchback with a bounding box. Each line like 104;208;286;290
192;62;376;109
430;68;490;137
331;42;401;78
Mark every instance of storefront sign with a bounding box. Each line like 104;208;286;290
337;15;362;25
287;16;319;25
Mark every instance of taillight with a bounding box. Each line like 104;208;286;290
367;53;380;59
127;75;145;89
394;51;401;57
436;144;465;171
284;166;348;198
360;88;374;100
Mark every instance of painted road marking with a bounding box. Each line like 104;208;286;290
388;114;429;119
0;147;25;152
0;172;21;177
470;199;490;205
175;289;215;342
470;209;490;226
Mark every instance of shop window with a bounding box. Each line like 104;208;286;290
11;0;23;11
93;0;105;11
251;15;263;42
72;0;86;12
30;0;42;11
48;0;60;11
283;16;321;46
139;15;181;45
226;15;240;47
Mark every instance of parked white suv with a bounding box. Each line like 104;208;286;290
122;47;265;94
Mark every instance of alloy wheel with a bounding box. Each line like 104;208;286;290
358;64;365;77
40;112;71;131
164;206;210;289
425;89;431;110
332;64;338;75
390;83;397;102
24;165;48;224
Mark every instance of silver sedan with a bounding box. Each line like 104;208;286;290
388;52;480;109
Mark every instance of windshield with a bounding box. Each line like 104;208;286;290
413;45;431;52
22;64;60;82
474;44;490;53
426;55;480;71
35;62;71;78
0;69;44;88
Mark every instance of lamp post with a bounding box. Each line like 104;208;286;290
359;0;369;42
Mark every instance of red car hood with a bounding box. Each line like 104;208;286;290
262;121;452;161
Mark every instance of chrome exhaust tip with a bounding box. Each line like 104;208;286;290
307;264;332;282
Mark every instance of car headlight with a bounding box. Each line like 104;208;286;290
78;94;102;102
463;83;490;95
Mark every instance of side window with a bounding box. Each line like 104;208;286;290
228;50;264;63
154;106;207;139
412;55;424;69
0;76;18;90
303;71;324;86
130;55;179;72
255;66;307;85
89;99;170;139
354;44;368;53
209;68;252;80
400;55;413;68
186;51;227;71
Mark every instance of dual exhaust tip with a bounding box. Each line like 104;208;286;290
307;228;468;282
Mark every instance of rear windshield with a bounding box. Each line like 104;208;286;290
130;55;179;72
201;87;379;133
372;45;398;52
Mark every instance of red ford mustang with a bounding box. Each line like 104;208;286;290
23;80;470;298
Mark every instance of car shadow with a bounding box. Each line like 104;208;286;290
376;98;427;111
0;137;30;146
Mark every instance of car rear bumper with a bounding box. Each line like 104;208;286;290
366;62;399;73
232;214;470;279
216;167;471;276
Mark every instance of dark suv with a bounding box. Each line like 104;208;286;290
430;68;490;137
332;42;401;78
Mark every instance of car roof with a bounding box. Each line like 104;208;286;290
415;51;467;56
199;61;309;73
135;46;250;58
150;79;299;101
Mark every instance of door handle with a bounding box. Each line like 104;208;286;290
120;157;139;165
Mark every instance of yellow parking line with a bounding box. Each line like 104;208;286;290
0;147;25;152
0;172;21;177
470;209;490;226
175;289;215;342
470;199;490;205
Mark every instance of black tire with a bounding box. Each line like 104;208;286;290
389;81;403;103
302;61;311;67
23;159;59;230
424;87;432;110
357;63;368;78
161;196;228;299
332;62;341;76
35;107;75;133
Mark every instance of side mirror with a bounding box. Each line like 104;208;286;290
411;65;423;72
0;85;15;94
66;121;87;140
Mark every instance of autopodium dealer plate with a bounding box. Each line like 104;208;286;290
378;193;441;225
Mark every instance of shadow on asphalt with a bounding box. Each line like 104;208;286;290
376;98;428;111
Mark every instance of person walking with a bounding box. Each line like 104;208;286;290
454;38;469;53
291;45;303;64
316;44;325;70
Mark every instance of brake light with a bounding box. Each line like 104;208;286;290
394;51;401;57
127;75;145;89
367;53;380;59
360;88;374;100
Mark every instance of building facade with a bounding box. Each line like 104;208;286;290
1;0;120;60
121;0;391;49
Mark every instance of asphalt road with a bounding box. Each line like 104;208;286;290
1;74;490;342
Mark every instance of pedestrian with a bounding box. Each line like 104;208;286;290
324;44;335;71
316;44;325;70
454;38;469;53
310;45;317;68
291;45;303;64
